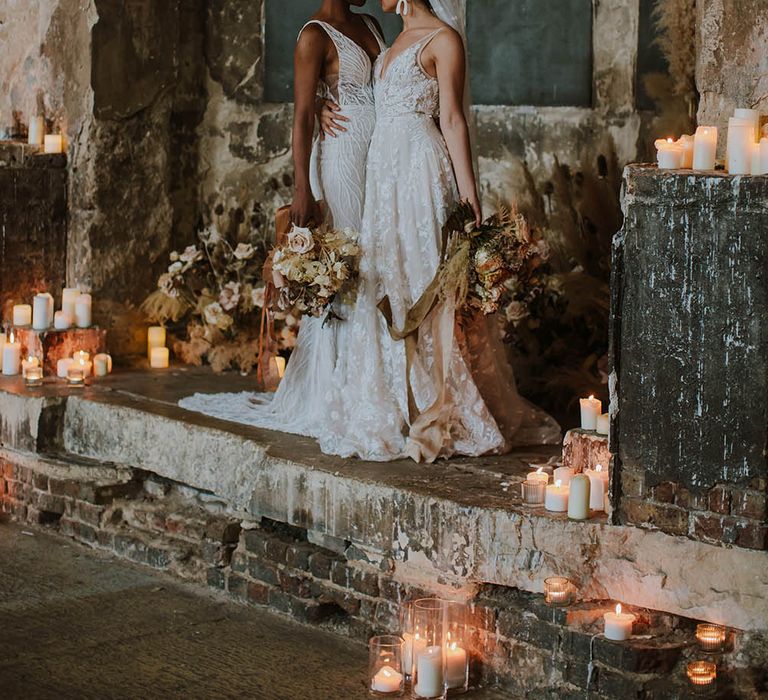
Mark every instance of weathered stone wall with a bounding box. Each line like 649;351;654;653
696;0;768;153
611;166;768;551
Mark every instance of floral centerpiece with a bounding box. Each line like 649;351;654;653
142;220;298;373
269;224;361;318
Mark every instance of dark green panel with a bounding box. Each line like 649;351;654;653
467;0;593;107
264;1;401;103
636;0;669;111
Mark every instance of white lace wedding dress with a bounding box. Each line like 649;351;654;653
180;17;385;439
180;25;561;462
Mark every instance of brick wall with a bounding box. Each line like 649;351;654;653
3;455;766;698
0;150;68;320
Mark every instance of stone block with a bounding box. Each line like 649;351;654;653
247;581;270;605
619;499;689;537
243;528;269;556
731;490;767;521
308;551;335;580
226;572;247;599
206;567;225;590
562;429;610;473
14;327;108;378
285;541;313;571
247;558;279;587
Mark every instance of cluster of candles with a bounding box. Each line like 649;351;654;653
56;350;113;385
13;288;92;331
27;116;65;154
522;463;608;517
369;599;469;698
655;107;767;174
687;623;729;688
147;326;170;369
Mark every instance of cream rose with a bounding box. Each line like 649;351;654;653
287;226;314;254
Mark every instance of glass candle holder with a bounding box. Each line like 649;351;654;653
400;601;417;682
369;635;405;697
444;601;469;695
544;577;574;607
522;480;546;506
23;366;43;388
696;624;727;652
412;598;447;700
66;366;86;387
687;660;717;687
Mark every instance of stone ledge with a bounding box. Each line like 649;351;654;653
0;370;767;631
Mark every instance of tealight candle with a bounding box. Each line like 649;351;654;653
93;353;113;377
414;645;444;699
74;294;92;328
150;347;170;369
28;116;44;146
67;360;87;386
579;395;601;430
32;293;53;330
527;466;550;485
147;326;167;360
544;576;574;607
545;479;569;512
604;604;635;641
445;641;468;689
61;288;80;317
44;134;64;154
696;624;727;652
553;465;574;486
13;304;32;327
2;333;21;376
585;463;609;511
692;126;718;170
596;413;609;436
687;660;717;687
57;358;74;378
522;480;546;506
567;473;591;520
371;665;403;694
22;356;40;375
24;365;44;387
54;311;73;330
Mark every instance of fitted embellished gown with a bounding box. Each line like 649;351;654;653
179;17;385;438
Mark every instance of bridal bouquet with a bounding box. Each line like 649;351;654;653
442;201;551;317
269;224;361;317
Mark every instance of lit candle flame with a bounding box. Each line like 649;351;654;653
596;464;603;472
589;394;594;400
555;479;562;488
667;137;674;143
449;641;458;651
616;603;622;615
536;467;543;474
79;358;86;368
9;331;14;344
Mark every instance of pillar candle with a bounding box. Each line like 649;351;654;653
445;642;468;689
54;311;73;330
0;331;5;371
760;138;768;175
61;288;80;317
371;665;403;694
28;116;45;146
94;353;113;377
567;474;591;520
655;138;683;169
13;304;32;327
32;293;53;330
596;413;610;436
527;466;549;485
734;108;760;142
553;465;574;486
2;334;21;376
414;646;444;699
692;126;718;170
579;395;601;430
147;326;167;360
74;294;92;328
585;464;609;511
545;480;569;512
150;347;170;369
57;358;74;378
727;118;755;174
678;135;694;168
604;604;635;641
751;141;767;175
404;633;426;678
44;134;64;154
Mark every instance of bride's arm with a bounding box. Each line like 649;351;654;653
291;26;326;227
432;30;482;226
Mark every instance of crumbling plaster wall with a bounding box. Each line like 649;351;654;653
696;0;768;152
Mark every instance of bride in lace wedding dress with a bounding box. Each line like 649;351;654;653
181;0;560;462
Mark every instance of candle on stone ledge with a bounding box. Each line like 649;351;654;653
527;466;550;485
94;353;113;377
61;288;80;317
579;395;601;430
585;463;609;512
655;138;683;169
596;413;609;436
696;624;727;652
67;359;87;386
414;645;444;699
2;333;21;376
13;304;32;327
74;294;92;328
445;640;468;690
54;311;73;330
733;108;760;142
22;356;40;376
604;604;635;641
692;126;718;170
44;134;64;154
24;365;43;387
687;660;717;687
567;473;591;520
371;665;403;694
678;134;694;168
522;479;546;506
544;576;574;607
32;293;53;330
727;117;755;174
150;347;170;369
57;358;74;379
545;479;569;512
147;326;167;360
28;116;44;146
553;465;574;487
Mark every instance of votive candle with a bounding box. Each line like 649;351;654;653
545;479;569;512
24;366;43;387
67;360;87;386
527;466;550;485
544;577;574;607
604;604;635;641
687;660;717;687
522;480;546;506
696;624;726;652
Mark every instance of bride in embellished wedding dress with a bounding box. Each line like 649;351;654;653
181;0;560;462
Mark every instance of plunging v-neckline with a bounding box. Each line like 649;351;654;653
377;29;441;81
318;18;382;67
